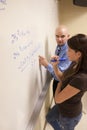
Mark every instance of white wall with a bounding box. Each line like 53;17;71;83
58;0;87;35
0;0;59;130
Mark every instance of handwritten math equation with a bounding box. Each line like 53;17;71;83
11;29;30;44
0;0;7;10
10;29;42;72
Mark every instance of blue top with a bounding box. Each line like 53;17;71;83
46;43;71;81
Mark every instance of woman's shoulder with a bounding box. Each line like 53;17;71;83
75;72;87;79
69;72;87;91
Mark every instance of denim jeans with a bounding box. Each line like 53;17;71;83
46;104;82;130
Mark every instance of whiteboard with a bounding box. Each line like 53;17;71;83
0;0;58;130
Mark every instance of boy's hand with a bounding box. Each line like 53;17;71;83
39;55;49;67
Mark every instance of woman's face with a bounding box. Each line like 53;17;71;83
67;47;82;62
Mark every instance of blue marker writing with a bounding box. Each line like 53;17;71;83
51;58;66;62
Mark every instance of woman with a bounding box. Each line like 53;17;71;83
46;34;87;130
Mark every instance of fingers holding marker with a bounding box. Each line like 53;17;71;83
50;58;66;62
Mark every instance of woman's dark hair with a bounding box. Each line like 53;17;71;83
62;34;87;81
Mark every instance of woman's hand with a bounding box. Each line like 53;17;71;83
50;55;59;67
50;55;63;80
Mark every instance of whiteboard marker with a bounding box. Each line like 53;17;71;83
50;58;66;62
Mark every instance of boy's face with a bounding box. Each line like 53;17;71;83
55;28;69;46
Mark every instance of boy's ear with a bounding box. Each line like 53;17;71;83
67;34;70;39
68;34;70;37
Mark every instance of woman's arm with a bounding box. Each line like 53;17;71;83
54;84;80;104
53;64;63;81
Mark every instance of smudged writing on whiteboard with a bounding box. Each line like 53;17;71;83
11;30;30;44
10;29;43;72
0;0;6;4
0;0;6;10
18;44;41;72
13;41;33;59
